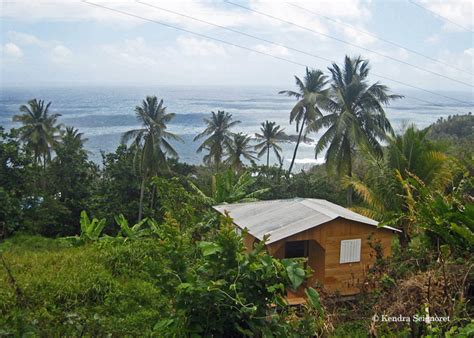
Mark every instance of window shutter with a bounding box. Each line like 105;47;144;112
340;239;361;264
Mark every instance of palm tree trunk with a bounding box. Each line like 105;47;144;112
346;159;353;207
149;184;156;210
266;145;270;167
138;177;145;221
41;154;47;191
288;116;306;176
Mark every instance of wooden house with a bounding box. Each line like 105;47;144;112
214;198;400;298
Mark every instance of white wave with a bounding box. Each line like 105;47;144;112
287;157;325;164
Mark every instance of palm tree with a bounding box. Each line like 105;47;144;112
13;99;61;167
225;133;257;170
121;96;182;221
279;68;329;175
307;56;402;206
254;121;286;167
62;126;88;150
194;110;240;168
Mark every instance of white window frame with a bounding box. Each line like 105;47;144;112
339;239;362;264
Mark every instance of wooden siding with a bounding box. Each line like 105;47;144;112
240;218;396;296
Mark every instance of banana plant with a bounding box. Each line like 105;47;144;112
189;169;269;205
114;214;149;239
79;210;106;241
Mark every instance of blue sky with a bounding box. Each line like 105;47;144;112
1;0;473;92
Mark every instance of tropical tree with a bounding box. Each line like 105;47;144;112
225;133;257;170
48;126;97;235
61;126;88;150
194;110;240;168
279;68;329;175
12;99;61;167
346;125;451;248
254;121;286;167
121;96;182;221
307;56;402;206
189;169;269;204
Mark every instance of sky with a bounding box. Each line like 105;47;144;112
1;0;473;92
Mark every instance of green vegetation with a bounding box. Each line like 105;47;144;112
121;96;182;221
225;132;257;171
194;110;240;168
254;120;286;167
307;56;402;206
1;55;472;336
279;67;329;175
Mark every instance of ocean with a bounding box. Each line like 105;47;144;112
0;86;472;170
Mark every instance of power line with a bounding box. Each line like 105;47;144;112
82;0;472;106
81;0;307;68
409;0;474;33
288;2;473;76
225;1;473;89
135;1;472;106
136;1;334;64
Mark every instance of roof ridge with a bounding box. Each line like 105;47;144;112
215;197;303;208
299;199;339;219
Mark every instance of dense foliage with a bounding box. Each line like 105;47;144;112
1;56;473;336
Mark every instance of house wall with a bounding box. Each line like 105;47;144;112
242;232;258;252
264;218;396;296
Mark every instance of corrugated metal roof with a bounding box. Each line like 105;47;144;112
213;198;400;244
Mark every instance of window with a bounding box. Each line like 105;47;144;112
285;240;309;258
340;239;361;264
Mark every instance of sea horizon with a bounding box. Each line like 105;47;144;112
1;85;472;169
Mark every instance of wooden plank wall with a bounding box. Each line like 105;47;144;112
238;219;396;295
265;218;396;295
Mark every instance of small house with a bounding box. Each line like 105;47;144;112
214;198;400;298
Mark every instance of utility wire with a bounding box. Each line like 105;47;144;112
409;0;474;33
288;2;473;76
82;0;308;68
136;0;472;106
82;0;472;106
225;1;473;89
136;1;334;64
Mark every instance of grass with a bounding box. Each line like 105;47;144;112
0;235;169;335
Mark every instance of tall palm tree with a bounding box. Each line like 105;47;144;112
194;110;240;168
279;68;329;175
254;121;286;167
307;56;402;206
13;99;61;167
121;96;182;221
225;133;257;170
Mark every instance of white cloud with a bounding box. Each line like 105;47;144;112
100;37;162;67
339;25;376;46
464;48;474;57
2;43;23;58
51;45;73;63
6;31;73;63
419;0;473;32
424;34;440;44
7;31;48;47
176;37;227;57
0;0;251;29
254;44;290;56
437;48;474;75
